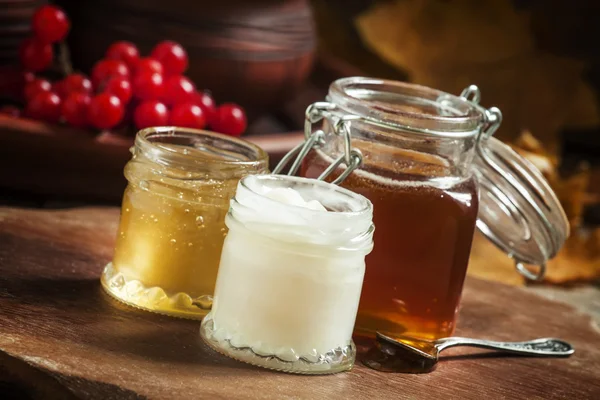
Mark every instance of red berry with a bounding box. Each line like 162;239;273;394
26;91;61;122
162;75;195;105
57;73;93;98
52;80;66;98
88;93;124;129
19;38;53;72
134;101;169;129
169;103;205;129
212;103;247;136
150;41;188;76
62;92;91;128
0;105;21;118
91;59;129;88
23;72;36;84
191;91;216;124
32;5;70;44
105;41;140;70
24;78;52;101
134;58;163;76
132;72;164;101
104;77;132;104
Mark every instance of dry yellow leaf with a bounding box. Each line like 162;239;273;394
354;0;597;156
468;230;525;286
355;0;533;73
544;228;600;284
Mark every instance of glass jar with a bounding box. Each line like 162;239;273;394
101;127;269;319
200;174;374;374
291;77;568;341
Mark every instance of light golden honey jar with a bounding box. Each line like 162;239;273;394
101;127;268;319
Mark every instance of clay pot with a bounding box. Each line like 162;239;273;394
0;0;46;66
57;0;316;116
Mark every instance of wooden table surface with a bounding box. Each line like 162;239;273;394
1;207;599;399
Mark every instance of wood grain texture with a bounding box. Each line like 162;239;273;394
0;206;599;399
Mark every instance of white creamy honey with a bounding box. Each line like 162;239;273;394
200;175;374;374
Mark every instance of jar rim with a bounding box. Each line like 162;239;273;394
135;126;269;171
240;175;373;216
231;175;374;250
329;77;486;136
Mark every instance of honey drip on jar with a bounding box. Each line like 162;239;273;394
302;140;478;340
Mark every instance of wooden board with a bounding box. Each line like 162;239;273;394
0;115;305;203
0;206;599;399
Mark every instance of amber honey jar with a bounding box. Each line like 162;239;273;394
101;127;268;319
293;77;569;340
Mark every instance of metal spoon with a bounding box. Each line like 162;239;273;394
363;332;574;373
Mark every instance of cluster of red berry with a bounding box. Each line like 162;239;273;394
16;5;247;137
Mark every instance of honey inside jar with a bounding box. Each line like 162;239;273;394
102;128;268;319
303;138;478;341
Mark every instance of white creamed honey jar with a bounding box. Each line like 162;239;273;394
200;174;374;374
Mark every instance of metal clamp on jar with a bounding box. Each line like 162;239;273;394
277;77;568;340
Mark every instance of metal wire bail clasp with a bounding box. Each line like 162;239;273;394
273;102;363;185
460;84;546;281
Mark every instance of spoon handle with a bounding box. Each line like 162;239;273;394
436;337;574;356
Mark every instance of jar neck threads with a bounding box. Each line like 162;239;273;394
322;78;486;179
133;126;268;178
328;77;485;137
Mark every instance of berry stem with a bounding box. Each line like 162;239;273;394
57;41;73;77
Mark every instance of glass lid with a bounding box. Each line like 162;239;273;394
463;87;570;281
